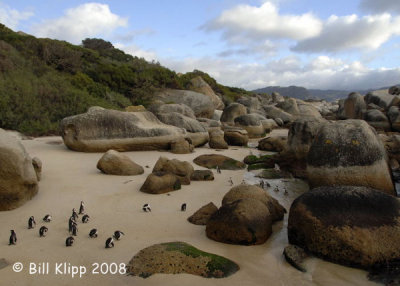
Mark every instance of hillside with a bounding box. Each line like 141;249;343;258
252;86;352;101
0;24;249;136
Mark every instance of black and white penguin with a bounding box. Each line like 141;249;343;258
39;226;48;237
79;201;85;215
68;216;76;233
228;177;233;186
142;203;151;212
66;236;74;247
181;203;187;212
105;237;114;248
9;230;17;245
259;180;265;189
82;214;90;223
216;165;221;174
89;228;98;238
71;222;78;236
72;208;79;221
43;214;52;222
113;230;124;240
28;216;36;229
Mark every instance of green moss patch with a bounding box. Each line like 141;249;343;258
127;241;239;279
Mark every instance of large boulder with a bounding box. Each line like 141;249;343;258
189;76;225;110
155;112;209;147
341;92;366;119
170;138;194;154
297;101;322;119
286;118;325;160
288;186;400;269
307;120;395;195
190;170;215;181
0;129;39;211
193;154;246;170
140;172;181;194
222;184;285;222
60;108;187;152
387;106;400;132
276;98;300;115
234;114;265;138
220;103;247;124
257;136;287;152
97;150;144;176
126;242;239;278
153;157;194;185
153;89;215;118
32;157;42;181
148;103;196;119
208;129;228;149
389;85;400;95
364;109;390;131
263;106;293;124
223;127;248;146
260;118;278;133
236;96;262;114
187;202;218;225
206;198;272;245
365;90;394;110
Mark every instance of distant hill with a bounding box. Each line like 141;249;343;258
251;85;397;102
0;24;249;136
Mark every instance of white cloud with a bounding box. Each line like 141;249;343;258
163;55;400;91
360;0;400;14
293;14;400;52
0;4;33;30
114;43;157;62
205;2;322;41
31;3;127;44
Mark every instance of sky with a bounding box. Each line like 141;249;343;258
1;0;400;91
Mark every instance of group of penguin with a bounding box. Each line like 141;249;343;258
65;201;124;248
9;200;188;248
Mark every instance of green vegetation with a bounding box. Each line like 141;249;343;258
164;242;239;278
0;24;249;136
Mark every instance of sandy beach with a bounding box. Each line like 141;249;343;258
0;130;379;286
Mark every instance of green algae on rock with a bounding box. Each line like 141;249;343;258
126;242;239;278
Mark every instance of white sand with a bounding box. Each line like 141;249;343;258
0;130;378;286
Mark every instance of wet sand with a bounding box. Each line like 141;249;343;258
0;130;379;286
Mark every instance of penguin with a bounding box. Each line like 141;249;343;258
89;228;98;238
181;203;187;212
260;180;265;189
72;208;78;220
105;237;114;248
9;230;17;245
266;181;271;188
142;203;151;212
71;222;78;236
274;163;280;172
43;214;52;222
66;236;74;247
113;230;125;240
28;216;36;229
39;226;48;237
284;188;289;196
274;186;279;192
216;166;221;174
68;216;76;233
228;177;233;186
82;214;90;223
79;201;85;215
